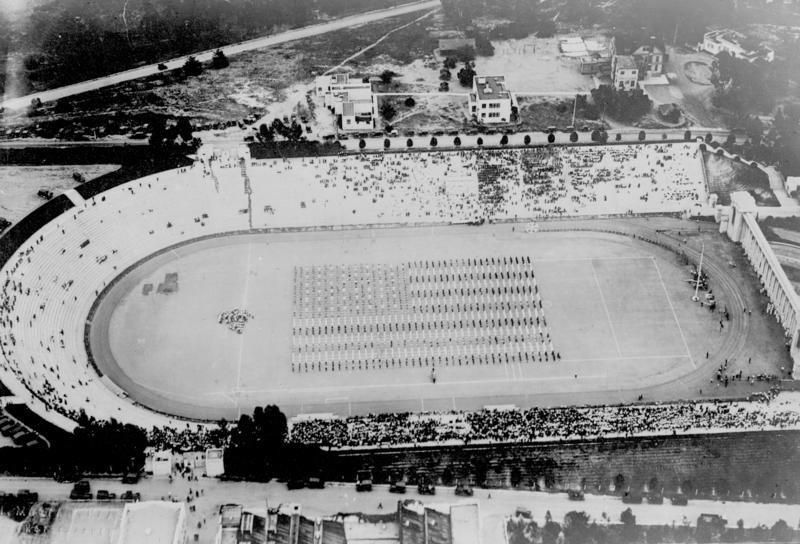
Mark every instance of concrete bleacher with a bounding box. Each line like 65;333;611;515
0;142;711;430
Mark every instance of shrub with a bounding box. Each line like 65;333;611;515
210;50;229;69
477;137;483;146
500;134;509;145
547;133;555;144
406;138;413;148
359;139;366;149
404;97;416;108
524;134;531;145
454;136;461;146
430;136;438;147
383;138;390;149
615;132;622;142
684;130;692;141
570;131;578;143
182;56;203;77
439;81;450;92
638;130;646;141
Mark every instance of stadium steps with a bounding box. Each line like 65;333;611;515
331;431;800;503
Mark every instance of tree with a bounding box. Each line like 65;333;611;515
524;134;531;145
182;56;203;77
477;137;483;146
705;132;714;143
443;56;457;69
638;130;646;141
500;134;509;145
457;63;476;88
440;68;452;81
548;133;555;144
380;102;396;121
404;97;416;108
379;70;397;85
684;129;692;141
210;50;229;69
620;508;637;543
383;138;390;149
148;117;167;147
175;117;193;143
259;123;274;143
407;138;413;148
615;132;622;142
570;131;578;143
454;136;461;146
591;129;601;142
430;136;438;147
439;81;450;92
359;139;366;149
563;511;591;544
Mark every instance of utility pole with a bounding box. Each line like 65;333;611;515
692;242;705;302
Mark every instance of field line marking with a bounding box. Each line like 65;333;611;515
651;258;695;368
236;242;255;388
230;373;610;395
590;260;622;357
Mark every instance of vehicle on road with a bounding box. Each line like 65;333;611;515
389;480;407;494
568;489;585;501
69;481;92;500
454;480;473;497
120;491;141;502
356;470;373;492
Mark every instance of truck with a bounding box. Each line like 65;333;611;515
356;470;373;492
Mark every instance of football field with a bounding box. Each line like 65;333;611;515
88;223;733;421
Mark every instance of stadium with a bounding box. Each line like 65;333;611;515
0;139;797;435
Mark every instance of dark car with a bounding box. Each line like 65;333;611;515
70;481;92;500
389;481;407;494
120;491;141;502
417;476;435;495
647;492;664;504
96;490;116;501
455;480;473;497
122;472;141;485
568;490;585;501
157;63;168;71
356;470;373;492
622;491;643;504
671;494;689;506
286;478;305;490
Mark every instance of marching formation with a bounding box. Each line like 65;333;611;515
218;308;254;335
291;256;558;373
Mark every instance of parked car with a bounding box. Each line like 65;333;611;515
120;491;141;502
356;470;373;492
70;481;92;500
671;494;688;506
96;490;116;501
389;480;407;494
454;480;473;497
157;63;167;71
286;478;305;490
122;472;141;485
622;491;643;504
647;493;664;504
306;477;325;489
568;490;585;501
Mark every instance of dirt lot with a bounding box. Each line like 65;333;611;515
664;46;727;129
378;94;468;132
0;164;120;224
516;96;605;131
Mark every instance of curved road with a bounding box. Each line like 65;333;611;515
0;0;440;111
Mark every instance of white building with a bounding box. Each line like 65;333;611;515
702;29;775;63
612;55;639;90
118;501;188;544
469;76;515;124
314;73;375;131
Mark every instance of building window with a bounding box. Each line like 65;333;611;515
482;103;486;108
471;106;476;112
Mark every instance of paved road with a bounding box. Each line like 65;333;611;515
0;0;440;112
0;476;798;544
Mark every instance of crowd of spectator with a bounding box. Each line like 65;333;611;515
288;395;800;449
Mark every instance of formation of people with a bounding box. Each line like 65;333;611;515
218;308;254;335
291;256;559;373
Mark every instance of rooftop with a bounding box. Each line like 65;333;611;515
473;76;511;101
615;55;637;70
118;502;184;544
